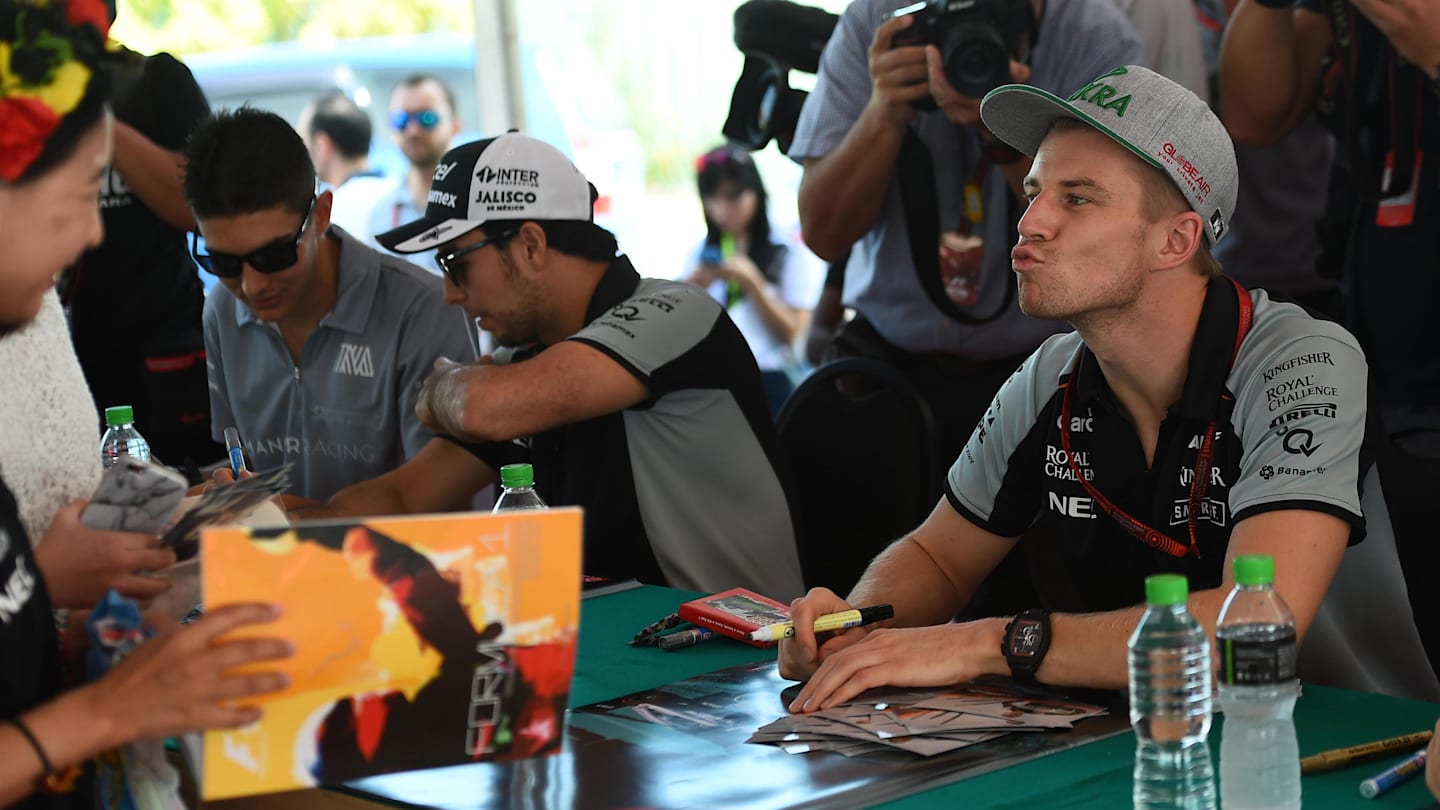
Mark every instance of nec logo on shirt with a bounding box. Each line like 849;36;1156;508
333;343;375;378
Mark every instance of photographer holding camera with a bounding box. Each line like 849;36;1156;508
1221;0;1440;457
787;0;1140;609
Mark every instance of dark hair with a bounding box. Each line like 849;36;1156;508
394;73;457;117
695;145;782;282
480;220;618;263
307;91;371;160
183;106;316;220
0;0;112;186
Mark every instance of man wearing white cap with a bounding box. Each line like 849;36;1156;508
778;65;1373;707
292;132;806;602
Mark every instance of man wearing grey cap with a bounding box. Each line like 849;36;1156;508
289;132;806;602
778;65;1373;707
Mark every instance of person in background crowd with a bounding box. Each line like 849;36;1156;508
281;133;806;601
60;0;218;477
1107;0;1209;100
184;108;474;501
686;146;825;416
803;250;850;368
0;4;292;806
1221;0;1440;456
362;74;461;259
298;91;390;238
1194;0;1339;318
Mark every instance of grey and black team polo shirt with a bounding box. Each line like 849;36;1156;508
948;276;1370;613
456;256;806;601
204;226;475;500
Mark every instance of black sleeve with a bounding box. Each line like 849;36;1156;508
138;53;210;151
442;434;530;474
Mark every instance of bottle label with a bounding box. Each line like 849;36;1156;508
1218;628;1297;685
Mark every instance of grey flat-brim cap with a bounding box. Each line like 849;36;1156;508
979;65;1238;247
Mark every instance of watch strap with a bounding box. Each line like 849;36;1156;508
1002;608;1052;685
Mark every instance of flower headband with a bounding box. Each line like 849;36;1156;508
0;0;111;183
695;145;752;174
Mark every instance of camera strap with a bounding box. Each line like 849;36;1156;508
1322;0;1422;208
896;129;1014;326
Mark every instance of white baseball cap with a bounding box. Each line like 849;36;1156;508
377;131;596;254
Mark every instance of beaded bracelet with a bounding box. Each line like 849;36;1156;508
3;717;83;794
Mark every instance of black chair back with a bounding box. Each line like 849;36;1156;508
776;357;943;595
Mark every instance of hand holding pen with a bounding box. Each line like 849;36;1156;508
777;587;886;682
223;426;247;478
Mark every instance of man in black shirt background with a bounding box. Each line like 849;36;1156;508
61;0;218;474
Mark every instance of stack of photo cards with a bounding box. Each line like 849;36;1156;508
750;678;1108;758
159;464;292;556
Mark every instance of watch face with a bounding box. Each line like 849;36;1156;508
1011;618;1044;658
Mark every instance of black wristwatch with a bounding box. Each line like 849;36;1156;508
1002;609;1052;685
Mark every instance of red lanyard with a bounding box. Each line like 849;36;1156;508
1056;278;1253;559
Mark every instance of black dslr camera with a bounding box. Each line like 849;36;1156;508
891;0;1037;101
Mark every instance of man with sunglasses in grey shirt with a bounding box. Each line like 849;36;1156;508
183;108;475;500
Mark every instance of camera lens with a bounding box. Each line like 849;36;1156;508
940;21;1009;98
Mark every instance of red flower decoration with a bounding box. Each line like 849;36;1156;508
0;96;60;182
63;0;110;38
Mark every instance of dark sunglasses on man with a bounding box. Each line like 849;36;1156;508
190;197;315;278
435;229;516;286
390;109;442;131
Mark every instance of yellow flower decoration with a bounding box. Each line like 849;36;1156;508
14;56;88;114
0;42;16;91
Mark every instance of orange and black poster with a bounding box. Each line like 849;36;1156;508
200;508;582;800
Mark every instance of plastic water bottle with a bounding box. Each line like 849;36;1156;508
492;463;547;512
1129;573;1217;810
99;405;151;470
1217;554;1301;810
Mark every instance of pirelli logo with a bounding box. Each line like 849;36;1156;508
333;343;375;378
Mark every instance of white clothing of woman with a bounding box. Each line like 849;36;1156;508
0;290;102;543
685;226;826;372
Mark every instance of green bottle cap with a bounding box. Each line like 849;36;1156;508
499;463;534;489
104;405;134;426
1233;554;1275;586
1144;574;1189;606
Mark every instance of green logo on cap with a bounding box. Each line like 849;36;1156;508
1067;66;1132;118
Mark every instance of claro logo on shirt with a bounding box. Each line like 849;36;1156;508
334;343;375;378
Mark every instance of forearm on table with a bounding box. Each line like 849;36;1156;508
1037;590;1229;690
846;535;970;628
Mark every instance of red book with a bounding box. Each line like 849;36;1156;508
678;587;791;648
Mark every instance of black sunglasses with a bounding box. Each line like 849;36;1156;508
435;229;517;286
191;197;315;278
